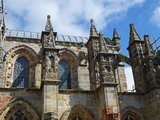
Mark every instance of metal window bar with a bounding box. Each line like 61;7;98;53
68;36;72;42
74;36;78;43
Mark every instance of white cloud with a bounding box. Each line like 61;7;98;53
4;0;145;36
124;66;135;91
151;6;160;27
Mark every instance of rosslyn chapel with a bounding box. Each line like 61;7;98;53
0;2;160;120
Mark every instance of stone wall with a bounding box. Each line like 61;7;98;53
58;90;98;119
143;89;160;120
119;92;145;119
0;88;42;119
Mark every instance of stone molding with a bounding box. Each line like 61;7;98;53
60;104;95;120
0;98;40;120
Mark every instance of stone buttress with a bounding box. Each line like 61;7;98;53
41;15;60;120
87;19;121;120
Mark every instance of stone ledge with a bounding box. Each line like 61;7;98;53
6;36;40;43
118;92;143;96
59;89;95;94
0;87;41;92
42;80;61;85
96;82;118;91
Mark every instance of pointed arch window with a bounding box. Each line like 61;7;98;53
9;109;28;120
72;116;82;120
12;57;29;88
124;116;134;120
58;59;71;89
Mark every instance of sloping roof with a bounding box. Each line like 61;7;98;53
6;29;88;43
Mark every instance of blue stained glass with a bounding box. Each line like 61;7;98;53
12;57;29;88
9;109;28;120
58;59;71;89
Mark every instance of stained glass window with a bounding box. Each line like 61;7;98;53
58;59;71;89
12;57;29;88
9;109;28;120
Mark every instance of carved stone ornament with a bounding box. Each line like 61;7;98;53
44;33;55;48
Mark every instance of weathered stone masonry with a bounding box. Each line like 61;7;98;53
0;15;159;120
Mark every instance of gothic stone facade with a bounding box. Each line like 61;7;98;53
0;16;160;120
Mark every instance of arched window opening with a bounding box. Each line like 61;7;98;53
124;116;134;120
58;59;71;89
72;116;82;120
12;57;29;88
123;63;135;92
123;114;140;120
9;109;28;120
122;110;142;120
115;62;135;92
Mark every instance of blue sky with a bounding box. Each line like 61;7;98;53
105;0;160;55
4;0;160;90
5;0;160;56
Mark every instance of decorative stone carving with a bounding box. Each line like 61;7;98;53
99;56;115;82
78;51;87;66
44;51;58;80
95;61;100;83
43;112;58;120
44;33;55;48
43;15;56;48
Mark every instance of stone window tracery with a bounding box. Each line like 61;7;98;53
12;56;29;88
58;59;71;89
9;109;28;120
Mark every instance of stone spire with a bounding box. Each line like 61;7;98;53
144;35;154;56
113;28;119;38
90;19;98;37
112;28;120;48
129;24;141;45
43;15;56;48
45;15;53;32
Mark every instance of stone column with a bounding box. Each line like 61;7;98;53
98;84;120;120
42;49;60;120
41;15;60;120
42;80;59;120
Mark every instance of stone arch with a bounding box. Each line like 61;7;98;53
118;54;131;65
78;51;87;66
58;48;79;89
0;98;40;120
121;106;144;120
114;54;135;92
60;104;95;120
4;45;38;88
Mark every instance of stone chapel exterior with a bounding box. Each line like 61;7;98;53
0;14;160;120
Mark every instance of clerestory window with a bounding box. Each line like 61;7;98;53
12;57;29;88
58;59;71;89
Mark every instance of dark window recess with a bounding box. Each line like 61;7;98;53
9;109;28;120
58;59;71;89
72;116;82;120
12;57;29;88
